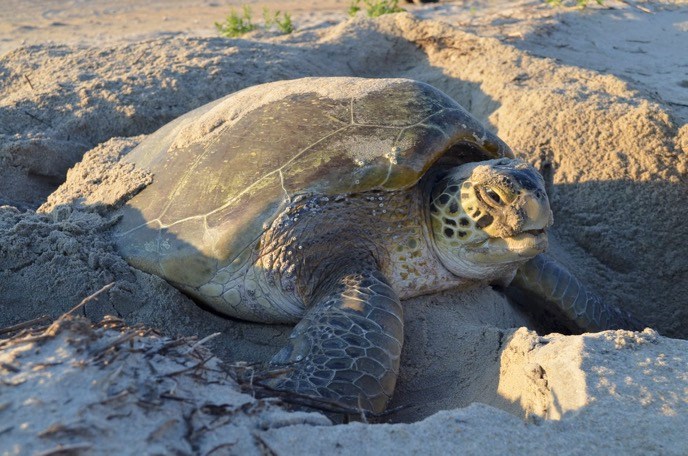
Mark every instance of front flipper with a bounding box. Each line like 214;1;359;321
268;266;403;414
508;253;644;332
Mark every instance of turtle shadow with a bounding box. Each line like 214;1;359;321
540;179;687;339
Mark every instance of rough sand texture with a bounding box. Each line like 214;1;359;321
0;317;331;455
0;0;351;56
263;328;687;455
2;317;685;455
1;0;687;452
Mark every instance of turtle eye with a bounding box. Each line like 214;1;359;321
485;188;502;205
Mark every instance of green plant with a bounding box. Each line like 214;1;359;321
263;7;276;29
216;6;295;38
348;0;405;18
264;8;294;34
544;0;604;7
348;0;362;16
215;6;256;38
277;13;294;34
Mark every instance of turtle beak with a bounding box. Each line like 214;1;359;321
481;230;548;261
521;188;553;233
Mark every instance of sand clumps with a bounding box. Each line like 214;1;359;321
262;327;687;455
0;316;330;455
1;316;685;455
1;2;687;453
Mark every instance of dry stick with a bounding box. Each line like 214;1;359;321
92;330;140;357
23;74;35;90
147;337;191;355
165;356;214;377
23;110;51;127
0;283;117;352
0;315;51;336
35;443;93;456
0;334;52;350
64;282;115;317
616;0;652;13
132;51;146;65
252;432;279;456
206;442;239;455
99;389;130;404
185;332;222;354
0;362;20;373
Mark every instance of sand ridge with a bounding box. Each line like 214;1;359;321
0;1;687;453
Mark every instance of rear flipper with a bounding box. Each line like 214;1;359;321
507;253;644;333
266;266;403;414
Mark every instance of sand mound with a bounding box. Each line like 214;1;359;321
2;316;685;454
1;4;687;451
0;316;330;455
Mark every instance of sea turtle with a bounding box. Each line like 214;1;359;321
114;77;640;414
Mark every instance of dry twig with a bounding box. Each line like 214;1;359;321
35;443;92;456
23;74;35;90
64;282;115;317
184;332;222;354
617;0;652;13
0;315;51;336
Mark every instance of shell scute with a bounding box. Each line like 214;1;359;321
351;80;454;126
115;77;512;291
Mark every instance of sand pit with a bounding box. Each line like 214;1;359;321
1;1;687;453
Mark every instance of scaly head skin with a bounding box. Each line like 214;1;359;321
429;158;553;280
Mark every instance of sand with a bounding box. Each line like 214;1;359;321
1;0;687;453
3;315;685;454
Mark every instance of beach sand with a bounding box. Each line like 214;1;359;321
0;1;686;453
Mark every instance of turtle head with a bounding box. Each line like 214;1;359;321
428;158;553;279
